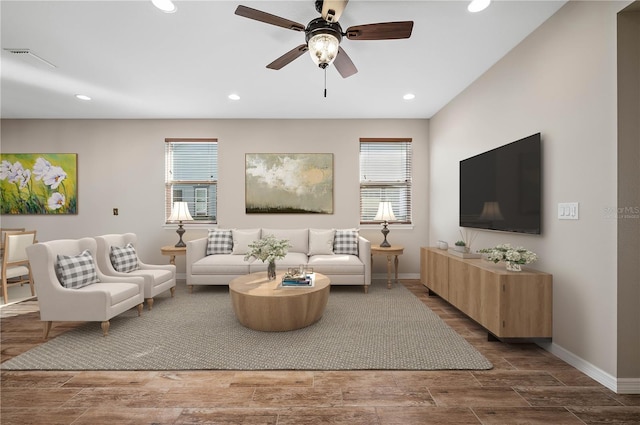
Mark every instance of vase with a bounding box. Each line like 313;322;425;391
506;261;522;272
267;261;276;280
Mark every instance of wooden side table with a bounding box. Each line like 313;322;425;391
161;245;186;265
371;245;404;289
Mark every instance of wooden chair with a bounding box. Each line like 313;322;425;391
1;230;36;304
0;228;26;257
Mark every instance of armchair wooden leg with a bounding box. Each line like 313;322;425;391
188;285;193;294
136;303;143;316
2;279;8;305
101;321;110;337
43;321;52;339
146;298;154;311
170;287;176;297
364;285;369;294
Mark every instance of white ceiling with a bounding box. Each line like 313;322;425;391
1;0;566;119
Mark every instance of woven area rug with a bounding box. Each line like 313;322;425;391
1;281;492;371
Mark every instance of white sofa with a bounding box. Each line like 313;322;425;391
186;228;371;293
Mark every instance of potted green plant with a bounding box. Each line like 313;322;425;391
453;240;468;253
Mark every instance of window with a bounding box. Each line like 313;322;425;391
360;138;412;224
165;139;218;223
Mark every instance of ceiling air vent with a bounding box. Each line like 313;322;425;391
3;48;56;68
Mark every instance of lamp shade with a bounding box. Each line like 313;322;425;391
374;202;396;222
168;201;193;222
479;201;504;221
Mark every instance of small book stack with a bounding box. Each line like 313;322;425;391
281;273;314;287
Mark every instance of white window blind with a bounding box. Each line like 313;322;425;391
165;139;218;223
360;138;412;224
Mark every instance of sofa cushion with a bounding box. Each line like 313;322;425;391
56;249;100;289
232;229;261;255
78;282;140;306
248;252;309;274
333;229;359;255
261;228;308;253
109;243;140;273
129;268;173;288
308;254;365;274
308;228;335;256
206;229;233;255
192;254;253;275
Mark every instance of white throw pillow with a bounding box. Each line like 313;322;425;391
231;229;261;255
308;229;335;256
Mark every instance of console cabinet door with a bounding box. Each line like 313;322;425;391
421;248;449;298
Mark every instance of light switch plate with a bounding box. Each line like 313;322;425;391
558;202;579;220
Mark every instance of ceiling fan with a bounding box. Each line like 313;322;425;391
234;0;414;79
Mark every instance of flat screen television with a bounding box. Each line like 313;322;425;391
459;133;541;234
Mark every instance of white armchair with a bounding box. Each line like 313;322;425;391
26;237;144;338
95;233;176;311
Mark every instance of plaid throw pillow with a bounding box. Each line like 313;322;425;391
206;229;233;255
333;229;359;255
55;249;100;289
109;243;140;273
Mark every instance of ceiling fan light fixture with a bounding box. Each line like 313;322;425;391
468;0;491;13
308;33;340;68
152;0;177;14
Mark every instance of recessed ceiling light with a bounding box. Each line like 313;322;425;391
468;0;491;13
403;93;415;100
151;0;177;14
75;94;91;101
228;94;240;101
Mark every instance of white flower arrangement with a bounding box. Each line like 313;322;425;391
244;235;291;263
478;243;537;265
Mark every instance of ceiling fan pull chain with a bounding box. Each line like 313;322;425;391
324;67;327;98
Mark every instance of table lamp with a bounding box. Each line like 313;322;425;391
168;201;193;247
374;201;396;247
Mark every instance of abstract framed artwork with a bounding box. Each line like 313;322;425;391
1;153;78;215
246;153;333;214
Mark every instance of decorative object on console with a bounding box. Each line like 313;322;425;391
374;201;396;247
244;235;291;280
437;240;448;250
453;240;468;253
478;243;538;272
168;201;193;247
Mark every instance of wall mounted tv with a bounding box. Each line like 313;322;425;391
459;133;541;234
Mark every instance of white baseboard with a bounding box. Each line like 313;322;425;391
544;342;640;394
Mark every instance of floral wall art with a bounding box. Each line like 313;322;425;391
0;153;78;215
245;153;333;214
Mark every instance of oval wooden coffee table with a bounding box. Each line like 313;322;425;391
229;271;330;332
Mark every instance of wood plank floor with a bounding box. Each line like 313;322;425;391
1;280;639;425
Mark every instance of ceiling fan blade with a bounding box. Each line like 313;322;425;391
346;21;414;40
235;5;305;32
266;44;309;70
333;46;357;78
321;0;349;23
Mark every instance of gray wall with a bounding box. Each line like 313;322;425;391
429;0;637;392
0;118;429;278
